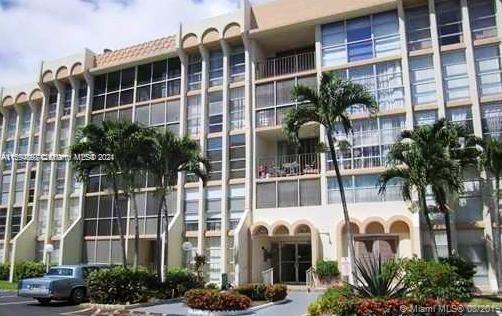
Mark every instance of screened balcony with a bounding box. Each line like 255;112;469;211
256;51;315;80
258;153;320;179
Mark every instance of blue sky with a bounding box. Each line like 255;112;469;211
0;0;263;87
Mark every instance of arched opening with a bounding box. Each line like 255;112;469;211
365;221;385;234
253;225;269;236
390;220;411;258
294;224;311;235
341;222;360;258
272;225;289;236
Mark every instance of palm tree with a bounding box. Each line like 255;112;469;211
148;129;209;280
114;123;156;271
70;120;131;267
481;138;502;285
283;72;377;277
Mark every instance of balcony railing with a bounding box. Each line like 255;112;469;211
256;51;315;80
258;153;320;179
482;116;502;140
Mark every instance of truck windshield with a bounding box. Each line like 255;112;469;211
46;268;74;276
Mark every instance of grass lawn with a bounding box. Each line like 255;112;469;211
0;280;17;291
468;295;502;308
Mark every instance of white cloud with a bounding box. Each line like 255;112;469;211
0;0;266;87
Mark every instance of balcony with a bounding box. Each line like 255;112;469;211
257;153;320;179
482;116;502;139
256;51;315;80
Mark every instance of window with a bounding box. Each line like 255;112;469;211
337;61;404;112
135;105;149;126
63;85;72;116
447;107;473;133
52;200;63;236
59;120;70;153
209;51;223;87
206;187;221;231
14;173;24;205
300;179;321;206
205;237;221;283
55;162;66;194
207;138;222;181
230;48;245;82
208;92;223;133
17;138;29;169
229;184;244;229
78;80;88;112
48;88;58;118
328;175;397;203
44;123;54;153
166;100;181;135
6;109;16;139
256;76;316;128
20;107;31;136
1;175;11;205
414;110;438;126
68;198;80;227
0;209;6;239
321;10;400;66
9;207;21;238
186;95;201;136
188;54;202;91
481;103;502;139
229;134;245;179
37;200;48;236
436;0;463;45
184;188;199;231
441;51;469;101
40;162;51;196
409;55;437;105
3;141;14;170
326;116;405;171
406;5;431;51
167;58;181;97
469;0;497;40
475;45;502;97
229;87;245;130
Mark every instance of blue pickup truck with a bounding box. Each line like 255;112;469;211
18;264;109;305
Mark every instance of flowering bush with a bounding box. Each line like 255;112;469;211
233;283;267;301
308;284;356;316
264;284;288;302
184;289;251;311
355;298;465;316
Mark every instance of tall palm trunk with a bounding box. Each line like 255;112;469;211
442;205;453;257
495;175;501;288
112;178;127;267
162;193;170;281
420;190;438;260
326;130;356;278
155;189;165;281
130;189;140;271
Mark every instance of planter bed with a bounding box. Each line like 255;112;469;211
187;299;287;316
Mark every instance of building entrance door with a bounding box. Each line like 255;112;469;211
280;242;311;283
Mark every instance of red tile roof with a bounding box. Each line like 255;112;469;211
95;36;177;68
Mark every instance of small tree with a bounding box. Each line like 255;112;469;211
283;72;377;277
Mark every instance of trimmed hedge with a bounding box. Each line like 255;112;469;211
14;261;45;281
158;267;204;299
87;267;155;304
315;260;340;281
233;283;267;301
264;284;287;302
185;289;251;311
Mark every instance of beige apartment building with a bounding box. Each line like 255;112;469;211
0;0;501;291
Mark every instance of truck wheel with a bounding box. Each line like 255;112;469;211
70;287;85;305
37;298;51;305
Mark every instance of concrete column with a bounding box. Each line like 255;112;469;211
428;0;446;118
220;40;230;277
20;101;38;228
198;46;209;256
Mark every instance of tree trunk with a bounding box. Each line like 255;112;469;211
443;207;453;257
420;190;438;260
495;176;501;289
162;192;170;281
326;130;356;280
112;178;127;267
131;189;140;271
155;189;164;281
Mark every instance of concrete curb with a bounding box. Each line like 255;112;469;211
84;297;182;311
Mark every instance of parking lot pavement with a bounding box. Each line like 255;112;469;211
0;291;87;316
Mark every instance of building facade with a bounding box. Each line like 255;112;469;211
1;0;502;291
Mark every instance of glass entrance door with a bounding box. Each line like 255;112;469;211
280;243;311;283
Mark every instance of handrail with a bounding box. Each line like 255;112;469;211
258;153;320;179
262;267;274;285
256;51;315;79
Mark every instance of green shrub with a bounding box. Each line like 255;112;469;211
308;284;356;316
14;261;45;281
185;289;251;311
401;258;472;301
158;267;202;299
264;284;287;302
0;263;9;280
439;256;476;283
87;267;156;304
315;260;340;281
233;283;267;301
205;283;219;289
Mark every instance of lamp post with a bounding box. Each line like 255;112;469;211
44;244;54;273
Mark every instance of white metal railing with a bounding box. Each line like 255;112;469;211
262;267;274;285
256;51;315;79
306;267;314;288
258;153;320;179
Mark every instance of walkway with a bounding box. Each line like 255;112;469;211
133;291;321;316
